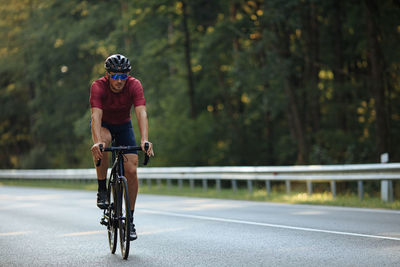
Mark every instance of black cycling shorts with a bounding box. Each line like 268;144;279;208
101;121;138;155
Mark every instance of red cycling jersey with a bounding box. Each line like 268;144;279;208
89;76;146;124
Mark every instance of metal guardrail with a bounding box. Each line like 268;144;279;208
0;163;399;202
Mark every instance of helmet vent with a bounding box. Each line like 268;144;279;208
104;54;131;73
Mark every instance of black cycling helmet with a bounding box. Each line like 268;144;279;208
104;54;131;73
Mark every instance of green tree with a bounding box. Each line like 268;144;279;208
1;0;399;169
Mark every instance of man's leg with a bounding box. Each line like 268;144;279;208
123;154;139;212
123;153;139;240
93;127;112;208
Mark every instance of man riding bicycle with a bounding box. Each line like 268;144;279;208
89;54;154;241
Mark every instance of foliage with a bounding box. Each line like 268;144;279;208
0;0;400;169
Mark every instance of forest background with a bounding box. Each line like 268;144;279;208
0;0;399;169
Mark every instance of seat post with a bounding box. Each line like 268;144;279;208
111;138;116;164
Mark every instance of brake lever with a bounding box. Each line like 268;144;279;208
144;142;150;165
96;144;103;167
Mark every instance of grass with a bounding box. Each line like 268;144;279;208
1;179;399;210
139;183;400;210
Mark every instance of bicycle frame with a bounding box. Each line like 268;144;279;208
99;142;149;259
105;143;149;200
110;150;125;180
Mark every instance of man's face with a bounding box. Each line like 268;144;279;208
107;72;129;93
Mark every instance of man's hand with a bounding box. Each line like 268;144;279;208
141;140;154;157
91;142;105;162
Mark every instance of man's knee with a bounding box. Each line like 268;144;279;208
124;155;138;177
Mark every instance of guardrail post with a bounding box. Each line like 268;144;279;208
285;180;291;194
216;179;221;192
167;179;172;190
307;181;313;195
330;181;336;199
202;179;208;192
232;180;237;193
189;179;195;190
265;180;271;195
247;180;253;194
380;153;393;202
139;179;143;187
157;179;162;189
147;179;152;190
358;180;364;200
381;180;394;202
178;179;183;190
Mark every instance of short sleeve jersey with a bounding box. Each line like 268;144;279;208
89;76;146;125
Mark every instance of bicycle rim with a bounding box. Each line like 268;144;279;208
108;182;118;254
119;176;131;259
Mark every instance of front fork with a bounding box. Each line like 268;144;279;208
100;149;122;227
100;171;117;227
100;172;122;228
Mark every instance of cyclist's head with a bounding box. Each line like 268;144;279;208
104;54;131;73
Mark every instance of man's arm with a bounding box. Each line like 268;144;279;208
91;107;105;161
134;105;154;156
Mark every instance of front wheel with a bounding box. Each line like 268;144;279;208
119;176;131;260
107;180;118;254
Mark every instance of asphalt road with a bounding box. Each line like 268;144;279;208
0;185;399;266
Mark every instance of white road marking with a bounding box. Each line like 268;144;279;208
140;227;185;236
292;210;327;215
0;231;31;236
140;209;400;242
61;230;105;237
0;203;38;210
296;205;400;215
0;194;62;201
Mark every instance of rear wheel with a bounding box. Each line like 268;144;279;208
107;180;118;254
119;176;131;259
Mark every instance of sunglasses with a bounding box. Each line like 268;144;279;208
109;73;129;80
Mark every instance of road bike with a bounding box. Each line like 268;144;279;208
98;143;149;260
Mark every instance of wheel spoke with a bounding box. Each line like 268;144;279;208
119;176;131;259
107;182;117;254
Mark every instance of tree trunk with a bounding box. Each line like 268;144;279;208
264;110;275;165
364;0;390;159
122;3;130;51
285;80;308;164
182;0;196;118
230;0;244;114
229;0;246;163
275;24;309;164
304;2;320;133
332;0;348;131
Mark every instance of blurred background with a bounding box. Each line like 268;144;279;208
0;0;399;169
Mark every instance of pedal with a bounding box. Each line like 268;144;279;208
100;217;108;226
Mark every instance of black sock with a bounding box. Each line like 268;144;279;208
130;210;134;222
98;179;106;192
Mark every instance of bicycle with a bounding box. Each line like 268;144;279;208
97;142;150;260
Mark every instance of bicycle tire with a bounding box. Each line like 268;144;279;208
118;176;131;260
107;179;118;254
